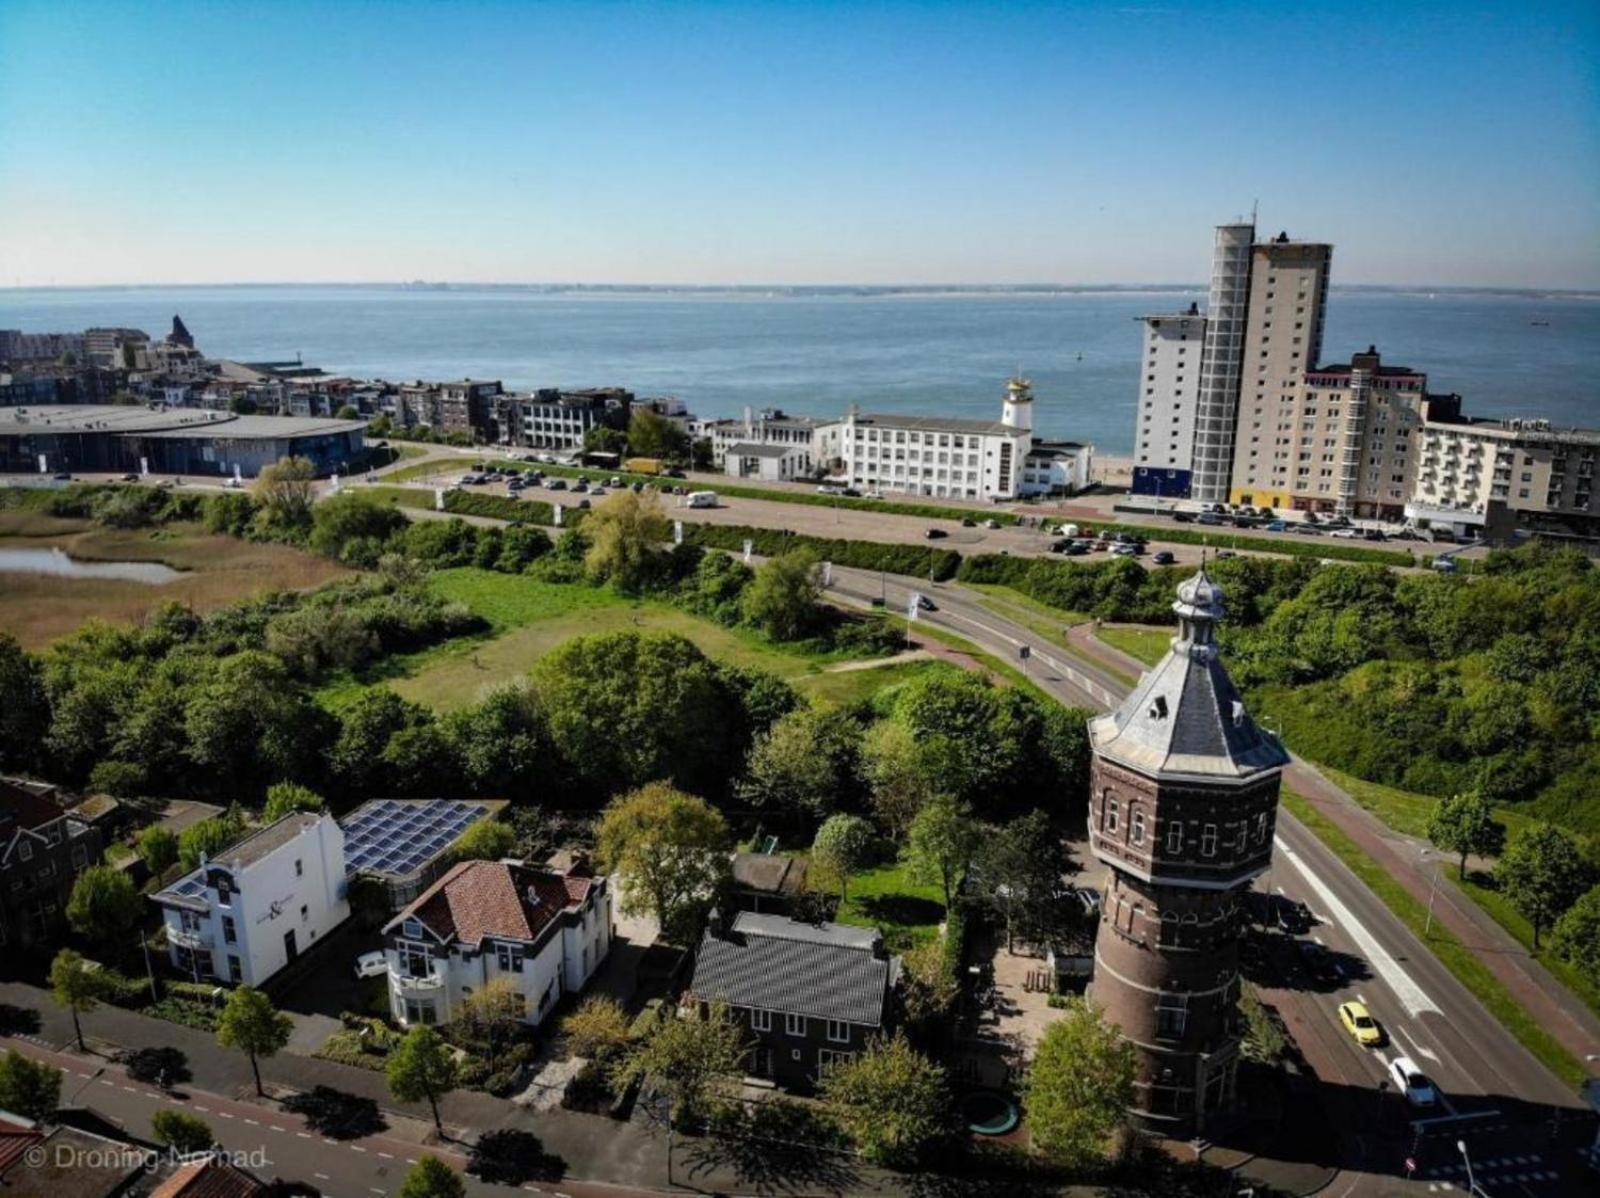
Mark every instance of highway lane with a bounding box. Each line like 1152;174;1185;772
826;564;1580;1120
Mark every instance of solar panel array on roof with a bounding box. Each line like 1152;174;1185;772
340;800;487;878
173;873;208;898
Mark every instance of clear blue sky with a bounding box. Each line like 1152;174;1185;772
2;1;1596;287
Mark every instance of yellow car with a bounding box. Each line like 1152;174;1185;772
1338;1001;1384;1047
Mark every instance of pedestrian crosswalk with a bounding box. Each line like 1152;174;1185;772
1420;1151;1560;1186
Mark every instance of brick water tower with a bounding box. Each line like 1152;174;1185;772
1085;567;1287;1135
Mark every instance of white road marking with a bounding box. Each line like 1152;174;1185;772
243;1118;259;1126
350;1146;366;1153
314;1174;329;1181
1276;835;1440;1018
1393;1024;1441;1066
218;1112;234;1119
377;1152;393;1160
193;1105;209;1113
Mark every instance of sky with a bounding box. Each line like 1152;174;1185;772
1;1;1597;288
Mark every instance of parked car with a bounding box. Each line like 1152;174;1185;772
1112;543;1140;557
1363;529;1386;541
1388;1057;1438;1107
1265;520;1288;532
609;476;623;487
1294;524;1323;536
1062;542;1089;556
1330;528;1362;539
576;498;592;510
1338;1000;1384;1046
983;518;1000;529
1197;513;1223;526
120;472;140;482
1152;550;1176;565
354;951;387;979
842;488;862;498
1173;512;1196;523
961;516;977;527
572;480;589;493
547;478;567;490
1072;887;1102;918
924;528;948;540
589;487;607;498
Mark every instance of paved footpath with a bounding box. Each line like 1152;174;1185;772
1069;625;1600;1069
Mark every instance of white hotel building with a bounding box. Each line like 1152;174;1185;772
152;813;350;987
1132;304;1206;498
825;378;1051;501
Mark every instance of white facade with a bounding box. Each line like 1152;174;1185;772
1020;441;1093;496
827;380;1038;500
384;860;612;1030
724;441;810;482
701;408;821;470
153;814;350;987
1135;309;1206;473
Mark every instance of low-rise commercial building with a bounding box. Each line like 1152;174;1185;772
700;408;822;471
152;813;350;986
382;855;611;1029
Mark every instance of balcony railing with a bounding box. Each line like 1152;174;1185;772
392;972;445;993
169;926;211;950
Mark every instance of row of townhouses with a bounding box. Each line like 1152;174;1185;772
1131;222;1600;538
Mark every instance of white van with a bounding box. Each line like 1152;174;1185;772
687;491;719;509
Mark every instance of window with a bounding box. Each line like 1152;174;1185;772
1130;809;1146;845
222;916;237;944
401;944;431;979
496;943;526;973
295;858;303;878
751;1008;772;1032
1201;824;1218;857
228;955;243;982
301;904;309;922
1156;993;1188;1039
818;1049;854;1072
827;1019;849;1043
1255;811;1269;843
71;846;88;869
405;999;437;1026
785;1013;806;1037
1104;797;1119;834
1166;822;1184;853
16;841;31;862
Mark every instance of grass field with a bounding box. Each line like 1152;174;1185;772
1281;788;1585;1087
318;568;931;712
1094;624;1171;667
792;657;955;708
836;855;947;951
0;520;351;649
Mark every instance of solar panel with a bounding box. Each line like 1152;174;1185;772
340;800;490;878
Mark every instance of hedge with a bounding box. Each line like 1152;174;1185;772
681;522;962;581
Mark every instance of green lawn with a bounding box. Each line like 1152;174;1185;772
1094;625;1171;667
320;569;912;712
836;855;947;951
793;658;958;708
1280;788;1585;1087
965;584;1146;688
1457;874;1600;1020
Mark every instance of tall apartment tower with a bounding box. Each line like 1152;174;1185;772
1085;568;1288;1136
1188;223;1255;504
1131;304;1207;499
1226;234;1334;507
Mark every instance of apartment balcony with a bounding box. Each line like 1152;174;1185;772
392;971;445;994
168;926;211;950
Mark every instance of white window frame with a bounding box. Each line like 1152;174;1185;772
826;1019;849;1044
818;1049;854;1071
785;1013;806;1037
751;1008;772;1032
1104;798;1119;834
1166;821;1183;854
1130;809;1146;845
1201;824;1218;857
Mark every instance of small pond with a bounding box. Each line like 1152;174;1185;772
0;547;184;585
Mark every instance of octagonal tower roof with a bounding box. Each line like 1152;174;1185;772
1089;566;1288;781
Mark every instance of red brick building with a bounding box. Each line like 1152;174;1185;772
1085;569;1287;1136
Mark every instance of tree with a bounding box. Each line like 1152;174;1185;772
1427;791;1505;880
741;549;824;642
454;977;525;1069
398;1156;465;1198
582;426;627;456
151;1109;215;1153
561;996;631;1061
66;865;140;951
264;781;326;823
897;941;959;1037
627;407;689;461
1552;885;1600;988
690;437;713;470
533;631;748;800
0;1050;61;1121
595;784;731;943
179;810;246;872
216;986;293;1096
136;825;179;876
451;819;516;862
253;456;317;529
336;404;360;420
1238;984;1287;1064
583;490;670;593
818;1033;951;1167
443;684;548;797
738;707;862;822
50;948;104;1051
1023;998;1136;1167
0;634;48;772
860;721;937;839
309;492;408;562
611;999;745;1125
811;815;875;902
978;810;1070;950
907;794;978;911
1496;822;1590;947
387;1025;458;1133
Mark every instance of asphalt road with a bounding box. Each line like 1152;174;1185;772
5;1040;662;1198
826;565;1592;1196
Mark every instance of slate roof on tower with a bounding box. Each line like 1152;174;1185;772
1089;569;1288;780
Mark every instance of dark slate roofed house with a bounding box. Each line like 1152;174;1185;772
686;911;900;1089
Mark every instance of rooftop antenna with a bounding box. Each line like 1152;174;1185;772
1250;199;1258;228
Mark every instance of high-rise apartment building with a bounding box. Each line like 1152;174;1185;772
1131;303;1206;499
1226;235;1333;506
1188;223;1255;504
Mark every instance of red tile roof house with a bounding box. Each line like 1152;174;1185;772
381;856;612;1028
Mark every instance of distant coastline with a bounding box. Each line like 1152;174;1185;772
4;281;1597;302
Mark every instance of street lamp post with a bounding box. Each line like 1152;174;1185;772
1456;1139;1488;1197
1423;848;1441;937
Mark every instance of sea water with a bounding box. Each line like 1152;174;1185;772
2;285;1595;455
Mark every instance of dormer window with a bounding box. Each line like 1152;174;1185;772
1149;695;1168;720
1231;700;1246;727
403;918;424;940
